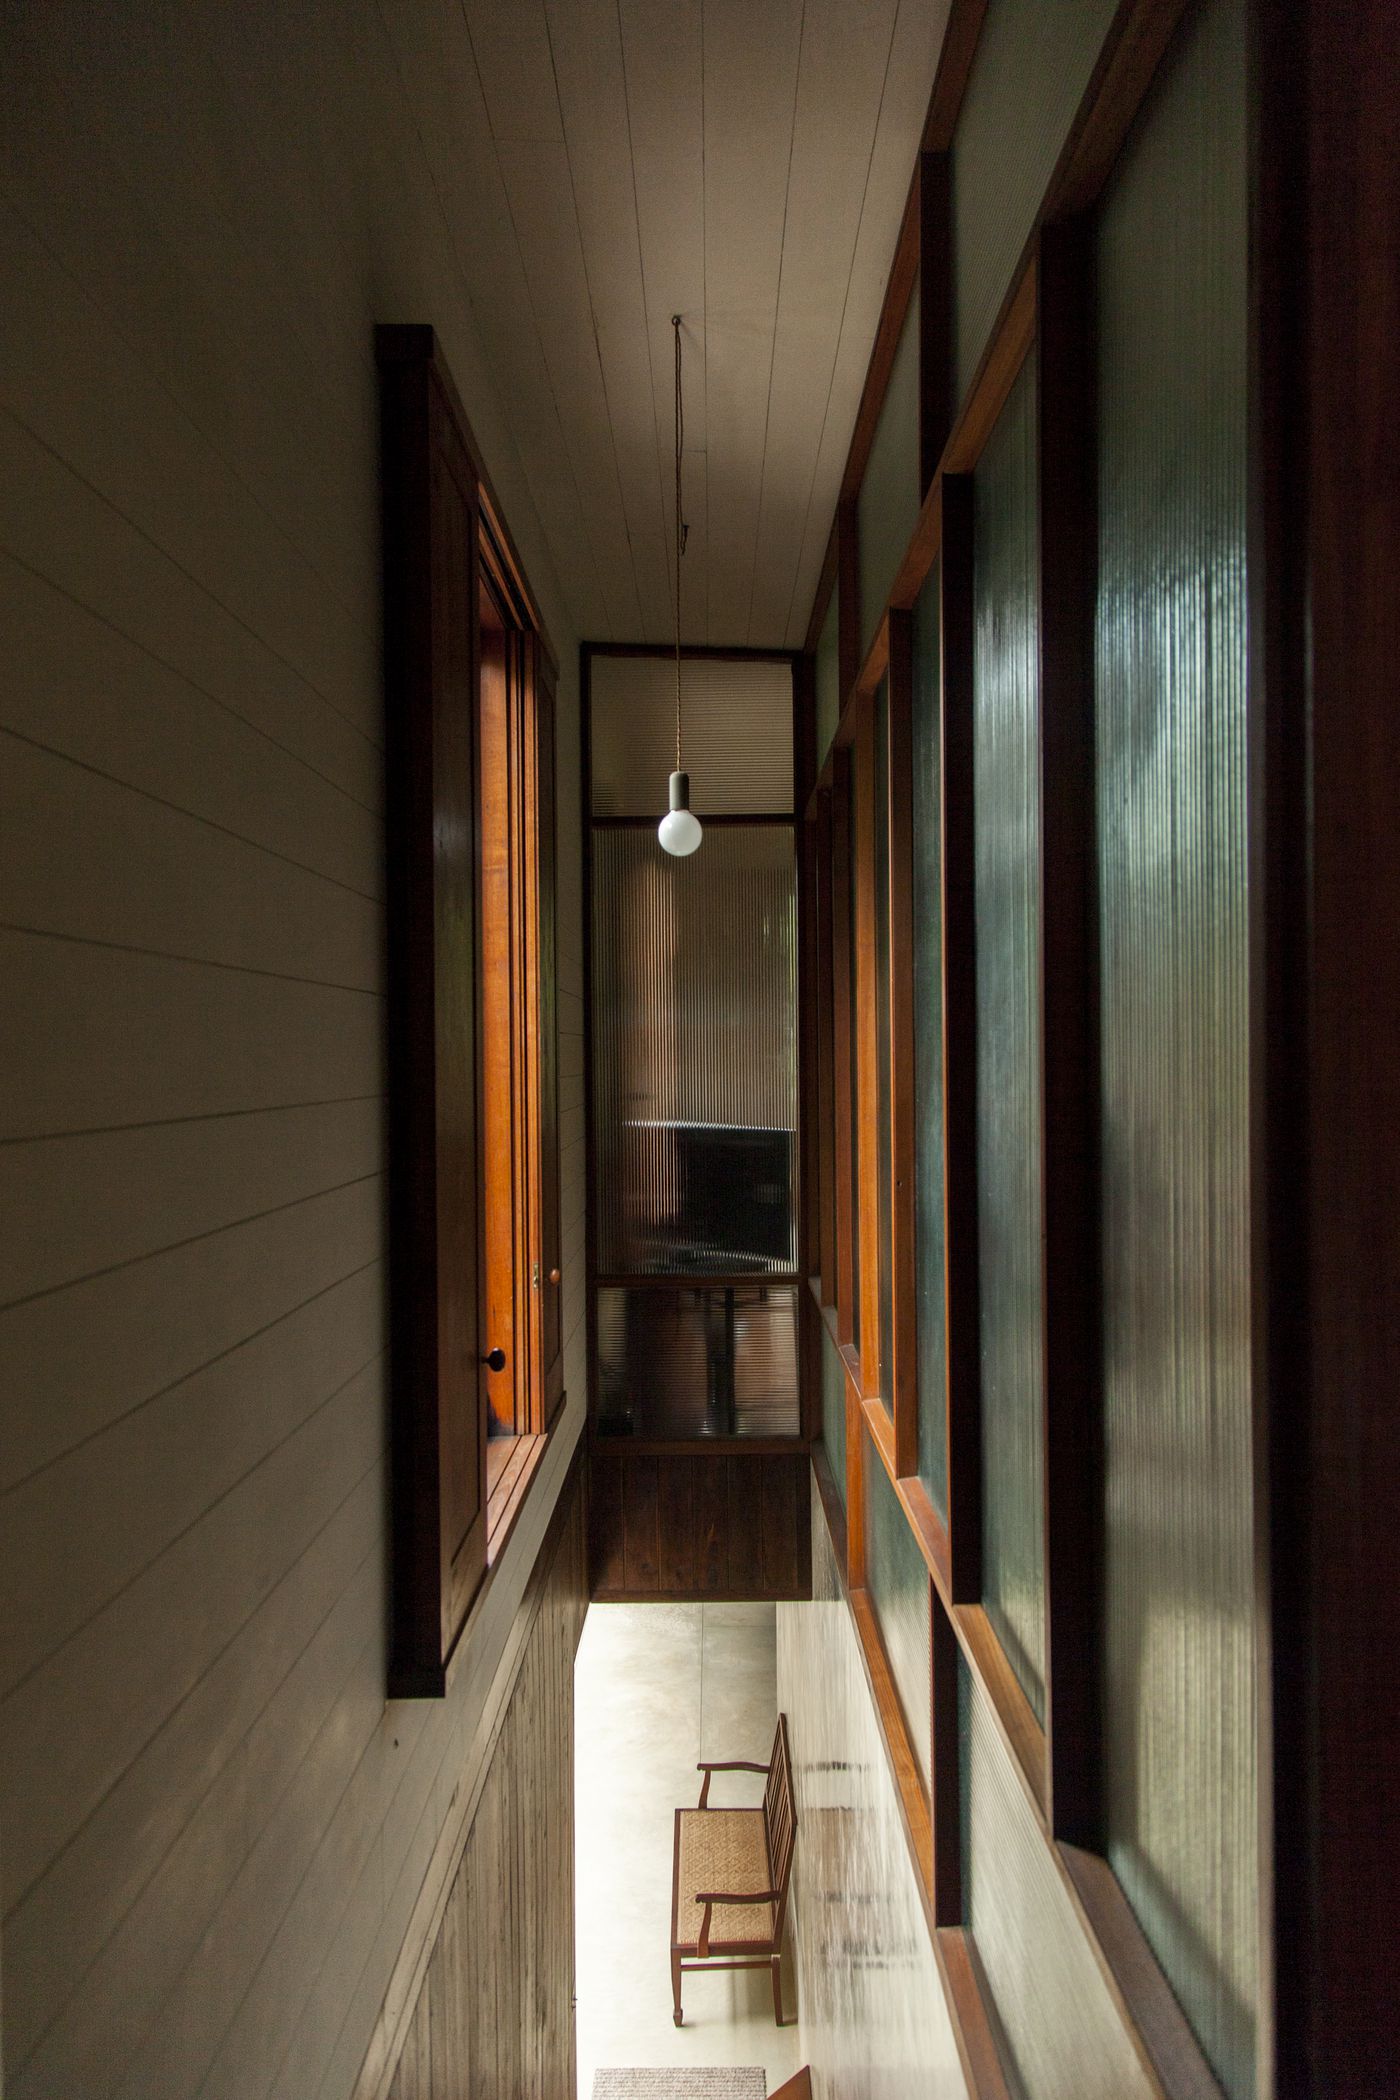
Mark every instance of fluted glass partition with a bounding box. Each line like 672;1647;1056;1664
588;651;799;1443
972;359;1046;1720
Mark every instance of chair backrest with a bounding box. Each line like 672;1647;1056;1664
763;1714;796;1924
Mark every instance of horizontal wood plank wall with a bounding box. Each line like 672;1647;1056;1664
588;1452;812;1602
0;6;589;2097
385;1471;587;2100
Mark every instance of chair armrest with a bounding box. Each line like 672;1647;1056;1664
696;1759;769;1807
694;1888;779;1905
694;1888;780;1957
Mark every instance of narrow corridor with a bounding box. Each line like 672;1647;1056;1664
574;1604;801;2097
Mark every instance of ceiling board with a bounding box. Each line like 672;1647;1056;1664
462;0;564;145
744;0;903;643
545;0;673;642
404;0;951;646
700;0;803;643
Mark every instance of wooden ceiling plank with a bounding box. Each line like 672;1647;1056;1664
498;141;645;638
701;0;805;645
545;0;674;644
746;0;902;646
461;0;564;145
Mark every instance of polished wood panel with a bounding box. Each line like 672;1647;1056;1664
1255;1;1400;2090
379;326;487;1697
385;1463;586;2100
589;1452;811;1602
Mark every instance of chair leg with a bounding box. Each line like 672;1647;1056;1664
771;1952;786;2026
672;1951;684;2027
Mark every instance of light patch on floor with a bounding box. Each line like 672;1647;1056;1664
574;1602;801;2097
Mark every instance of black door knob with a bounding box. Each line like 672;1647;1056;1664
482;1346;506;1373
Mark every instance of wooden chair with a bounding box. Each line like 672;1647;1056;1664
669;1713;796;2028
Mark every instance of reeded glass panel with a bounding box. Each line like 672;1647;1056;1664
595;1284;799;1439
864;1449;931;1792
958;1657;1158;2100
591;655;793;816
874;680;895;1401
821;1323;848;1509
592;826;797;1275
843;773;861;1356
815;592;841;766
858;275;922;660
973;357;1045;1720
1096;1;1254;2091
951;0;1117;398
913;560;947;1518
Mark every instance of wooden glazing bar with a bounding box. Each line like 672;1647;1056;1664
1059;1845;1224;2100
1035;217;1104;1851
886;609;920;1475
1043;0;1196;222
937;1929;1013;2100
830;747;858;1351
853;704;883;1392
839;182;922;508
919;151;954;491
938;475;983;1603
921;0;989;152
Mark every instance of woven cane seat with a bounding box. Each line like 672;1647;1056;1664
674;1808;773;1948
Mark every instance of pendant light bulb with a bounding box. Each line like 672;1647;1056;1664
662;315;702;855
658;769;702;857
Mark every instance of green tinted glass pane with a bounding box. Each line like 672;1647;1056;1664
864;1450;931;1791
858;277;922;659
973;356;1045;1720
845;770;861;1356
1096;0;1255;2090
821;1323;848;1510
816;590;840;764
913;561;947;1518
874;680;894;1401
960;1659;1158;2099
952;0;1117;397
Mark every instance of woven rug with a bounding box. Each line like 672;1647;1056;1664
591;2072;766;2100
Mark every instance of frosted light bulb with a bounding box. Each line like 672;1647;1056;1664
658;770;703;857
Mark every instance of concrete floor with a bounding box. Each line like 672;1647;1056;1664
574;1602;802;2098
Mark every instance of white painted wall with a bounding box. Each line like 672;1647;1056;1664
0;3;587;2094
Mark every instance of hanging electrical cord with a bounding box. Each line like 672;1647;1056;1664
672;313;688;772
658;314;701;857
